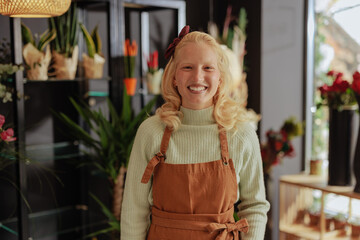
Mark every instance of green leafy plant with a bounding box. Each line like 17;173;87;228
85;193;120;238
0;38;23;102
49;3;79;57
80;23;102;58
21;23;56;52
55;89;157;231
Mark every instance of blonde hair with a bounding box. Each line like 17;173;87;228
156;31;258;132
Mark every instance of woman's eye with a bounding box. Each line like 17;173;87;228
183;66;192;69
205;66;214;70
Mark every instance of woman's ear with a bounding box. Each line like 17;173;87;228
173;79;177;88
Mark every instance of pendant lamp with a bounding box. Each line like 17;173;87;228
0;0;71;18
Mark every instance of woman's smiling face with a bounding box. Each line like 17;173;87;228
174;42;221;110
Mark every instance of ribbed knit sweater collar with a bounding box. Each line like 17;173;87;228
180;106;216;125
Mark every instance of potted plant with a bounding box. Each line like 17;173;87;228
123;39;138;96
0;39;23;103
318;70;357;186
208;6;248;105
332;212;347;231
21;23;56;80
145;50;163;95
306;204;321;228
261;116;304;175
55;89;157;236
80;23;105;79
49;3;79;80
349;217;360;238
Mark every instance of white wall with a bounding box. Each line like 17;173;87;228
261;0;305;239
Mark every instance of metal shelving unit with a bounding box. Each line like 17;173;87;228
2;1;185;239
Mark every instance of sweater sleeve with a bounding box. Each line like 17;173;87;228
235;124;270;240
120;117;163;240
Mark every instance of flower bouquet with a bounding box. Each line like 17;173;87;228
123;39;138;96
0;114;17;171
318;70;357;186
261;116;303;174
0;39;23;103
318;70;356;110
145;50;163;95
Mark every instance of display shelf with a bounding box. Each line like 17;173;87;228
23;77;112;83
3;0;186;239
1;206;109;239
25;142;82;163
279;174;360;240
281;174;360;200
0;220;18;236
280;224;351;240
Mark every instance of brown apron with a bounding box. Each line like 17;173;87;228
141;126;249;240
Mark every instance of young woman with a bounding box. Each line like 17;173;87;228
121;26;270;240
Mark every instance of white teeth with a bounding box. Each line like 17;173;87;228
189;86;206;91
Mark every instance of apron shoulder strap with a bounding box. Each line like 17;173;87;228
218;126;230;163
160;126;172;155
141;126;172;184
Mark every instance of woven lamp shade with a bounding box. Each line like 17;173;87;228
0;0;71;18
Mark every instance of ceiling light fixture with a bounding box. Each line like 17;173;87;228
0;0;71;18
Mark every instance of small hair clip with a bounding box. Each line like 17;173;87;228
164;25;190;60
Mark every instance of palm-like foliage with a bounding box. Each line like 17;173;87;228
56;89;156;181
56;89;157;235
49;3;78;57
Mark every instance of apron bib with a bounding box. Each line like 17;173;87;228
141;126;248;240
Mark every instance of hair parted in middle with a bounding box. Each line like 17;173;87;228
156;30;258;132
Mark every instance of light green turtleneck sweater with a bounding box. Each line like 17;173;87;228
121;106;270;240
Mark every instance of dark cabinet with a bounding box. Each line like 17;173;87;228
0;1;185;239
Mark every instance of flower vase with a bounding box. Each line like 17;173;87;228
146;68;163;95
124;77;137;96
353;94;360;193
328;107;355;186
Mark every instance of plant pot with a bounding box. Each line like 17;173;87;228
328;107;355;186
146;69;163;95
308;212;320;227
351;224;360;238
51;45;79;80
82;53;105;79
22;43;51;80
310;159;323;176
333;218;347;231
124;77;137;96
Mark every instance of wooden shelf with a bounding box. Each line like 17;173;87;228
280;223;350;240
279;174;360;240
281;174;360;200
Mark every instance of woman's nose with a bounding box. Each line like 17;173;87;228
193;67;204;81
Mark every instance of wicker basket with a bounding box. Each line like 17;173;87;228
0;0;71;17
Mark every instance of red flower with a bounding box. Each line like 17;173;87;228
1;128;16;142
352;71;360;95
274;141;282;151
331;77;349;93
319;84;330;96
0;114;4;128
318;70;356;109
327;70;335;76
147;50;159;73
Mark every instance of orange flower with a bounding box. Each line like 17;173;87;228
124;39;138;57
